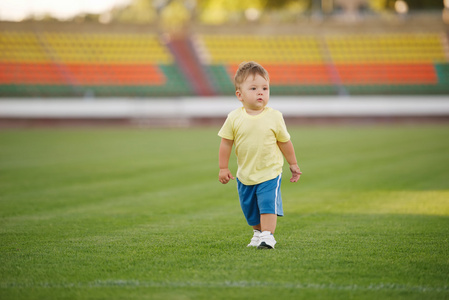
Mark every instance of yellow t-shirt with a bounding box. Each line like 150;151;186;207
218;106;291;185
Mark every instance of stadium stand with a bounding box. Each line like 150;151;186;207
0;27;192;97
0;21;448;97
194;33;449;96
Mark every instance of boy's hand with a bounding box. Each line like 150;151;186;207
219;168;235;184
289;164;302;183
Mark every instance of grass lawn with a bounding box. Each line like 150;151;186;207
0;125;448;299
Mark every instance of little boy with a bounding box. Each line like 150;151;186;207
218;61;301;249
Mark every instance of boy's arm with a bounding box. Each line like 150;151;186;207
277;140;302;183
219;138;235;184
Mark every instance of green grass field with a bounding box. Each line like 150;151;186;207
1;125;448;299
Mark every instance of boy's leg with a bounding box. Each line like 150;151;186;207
260;213;277;234
256;175;282;249
257;175;282;235
237;178;264;246
259;213;277;249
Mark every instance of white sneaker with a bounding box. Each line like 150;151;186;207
257;231;276;249
247;230;261;247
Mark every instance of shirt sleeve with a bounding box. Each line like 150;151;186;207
275;112;290;142
218;114;234;140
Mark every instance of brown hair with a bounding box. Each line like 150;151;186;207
234;61;269;90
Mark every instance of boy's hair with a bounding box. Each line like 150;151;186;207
234;61;269;90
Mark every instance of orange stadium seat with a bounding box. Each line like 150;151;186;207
228;64;333;85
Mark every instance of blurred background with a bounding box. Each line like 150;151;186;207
0;0;448;126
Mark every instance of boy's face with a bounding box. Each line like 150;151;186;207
236;74;269;115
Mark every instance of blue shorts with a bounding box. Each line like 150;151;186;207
237;174;284;226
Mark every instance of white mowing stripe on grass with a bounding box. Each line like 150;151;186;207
2;280;448;293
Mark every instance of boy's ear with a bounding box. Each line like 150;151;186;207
235;90;243;102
